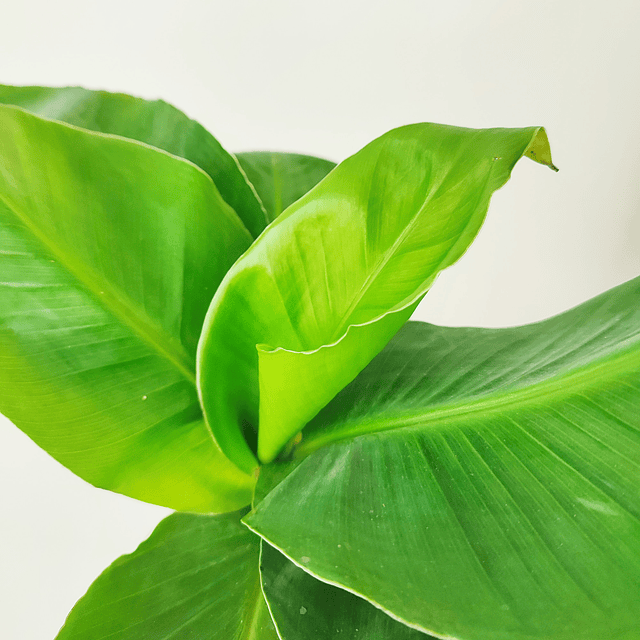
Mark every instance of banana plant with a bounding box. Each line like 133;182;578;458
1;85;638;640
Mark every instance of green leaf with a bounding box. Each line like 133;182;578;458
0;103;254;512
0;84;268;237
261;541;432;639
197;123;557;472
236;151;336;224
254;463;431;638
56;510;277;640
246;276;640;640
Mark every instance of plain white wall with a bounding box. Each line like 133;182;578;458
1;0;639;637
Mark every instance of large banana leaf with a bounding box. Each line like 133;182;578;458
246;276;640;640
0;84;268;237
0;104;254;512
236;151;336;224
198;124;557;472
56;510;277;640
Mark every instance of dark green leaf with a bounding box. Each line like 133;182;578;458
0;104;254;512
254;469;431;638
236;151;336;224
246;277;640;640
261;542;432;639
56;510;277;640
198;123;557;472
0;84;268;237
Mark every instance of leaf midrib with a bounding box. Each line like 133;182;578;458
328;128;506;343
296;344;640;457
1;194;196;385
328;156;453;343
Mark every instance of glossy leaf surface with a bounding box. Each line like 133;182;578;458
57;510;277;640
236;151;336;224
247;277;640;640
0;104;254;511
198;123;557;471
0;84;268;236
261;542;431;639
253;461;429;639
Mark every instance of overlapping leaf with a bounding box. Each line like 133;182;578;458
0;84;268;236
56;510;277;640
198;123;557;472
261;542;432;639
253;461;430;639
236;151;336;224
0;104;254;511
246;277;640;640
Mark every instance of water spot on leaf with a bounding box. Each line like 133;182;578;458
576;497;619;515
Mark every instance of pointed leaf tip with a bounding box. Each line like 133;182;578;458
525;127;558;171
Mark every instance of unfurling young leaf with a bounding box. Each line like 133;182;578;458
197;124;557;472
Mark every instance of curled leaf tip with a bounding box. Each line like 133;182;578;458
525;127;558;171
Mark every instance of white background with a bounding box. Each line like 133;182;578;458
1;1;639;637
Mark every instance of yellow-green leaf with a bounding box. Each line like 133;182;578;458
0;104;254;512
198;123;556;472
